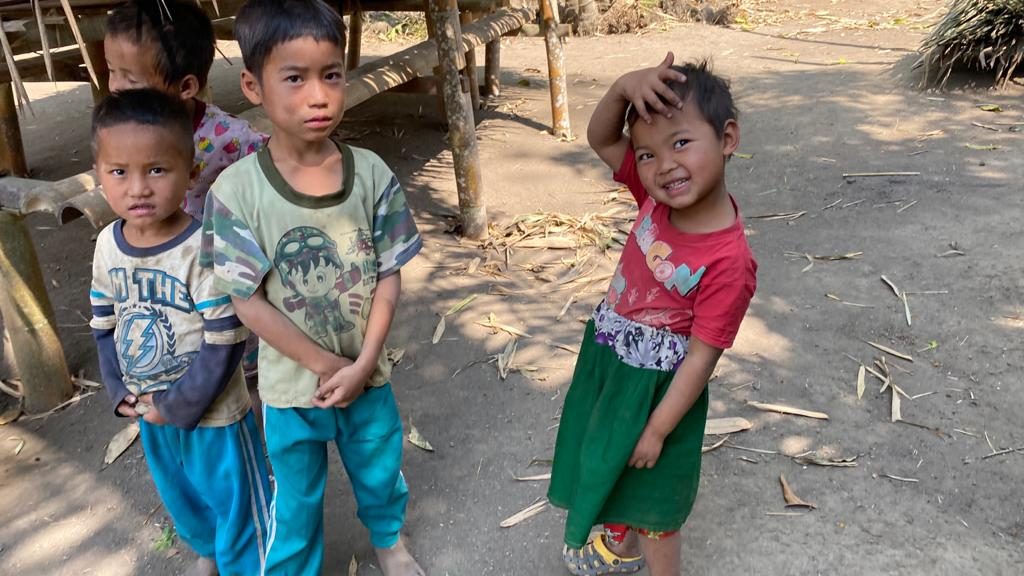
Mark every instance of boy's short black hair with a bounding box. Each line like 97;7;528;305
626;60;738;139
92;88;194;160
234;0;346;81
106;0;215;90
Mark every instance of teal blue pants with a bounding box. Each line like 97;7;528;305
140;411;271;576
262;384;408;576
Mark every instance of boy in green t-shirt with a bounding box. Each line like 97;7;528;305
200;1;424;574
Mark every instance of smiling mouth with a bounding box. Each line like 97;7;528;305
662;177;690;194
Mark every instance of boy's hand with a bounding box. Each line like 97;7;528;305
628;426;666;469
137;394;169;425
616;52;687;124
313;361;369;409
116;394;140;418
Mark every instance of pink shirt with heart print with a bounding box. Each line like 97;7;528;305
185;100;268;219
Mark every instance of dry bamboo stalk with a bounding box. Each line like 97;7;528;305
59;0;99;88
0;16;32;115
32;0;55;82
748;401;829;420
842;172;921;177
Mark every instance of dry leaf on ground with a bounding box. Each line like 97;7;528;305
865;341;914;362
104;421;140;465
702;437;729;454
779;474;816;509
477;313;532;338
407;422;434;452
705;417;752;435
431;316;446;344
496;339;518;380
749;402;829;420
9;436;25;455
499;499;549;528
0;406;21;426
513;473;552;481
856;365;866;399
793;453;858;467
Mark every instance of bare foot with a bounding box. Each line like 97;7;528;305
185;557;218;576
375;537;425;576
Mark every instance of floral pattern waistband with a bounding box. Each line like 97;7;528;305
592;300;688;372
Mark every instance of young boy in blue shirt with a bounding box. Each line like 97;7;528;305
89;89;271;576
202;1;425;574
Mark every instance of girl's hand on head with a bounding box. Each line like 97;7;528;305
617;52;688;124
628;426;666;469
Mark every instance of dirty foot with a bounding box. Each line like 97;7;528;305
606;530;641;558
185;557;218;576
375;538;425;576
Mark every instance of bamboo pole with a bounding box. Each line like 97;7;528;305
460;9;480;111
429;0;487;239
347;7;362;71
0;83;28;177
84;39;108;103
540;0;571;140
0;211;73;414
423;0;447;123
483;0;506;97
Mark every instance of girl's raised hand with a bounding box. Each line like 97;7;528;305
616;52;688;124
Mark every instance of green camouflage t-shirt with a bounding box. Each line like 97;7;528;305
201;143;422;408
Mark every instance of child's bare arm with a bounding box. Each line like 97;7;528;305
231;287;349;382
314;271;401;408
629;336;722;468
588;52;688;170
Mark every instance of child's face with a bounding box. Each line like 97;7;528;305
289;257;340;298
104;35;169;93
242;37;346;145
94;124;192;231
630;99;738;212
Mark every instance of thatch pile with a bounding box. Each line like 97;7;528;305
917;0;1024;89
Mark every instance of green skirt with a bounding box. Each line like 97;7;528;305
548;319;709;549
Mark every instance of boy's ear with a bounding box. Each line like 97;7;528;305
240;69;263;106
721;119;740;158
177;74;201;101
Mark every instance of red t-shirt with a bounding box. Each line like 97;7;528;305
607;147;757;349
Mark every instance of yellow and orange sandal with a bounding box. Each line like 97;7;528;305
562;534;645;575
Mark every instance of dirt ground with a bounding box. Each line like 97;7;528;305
2;1;1023;574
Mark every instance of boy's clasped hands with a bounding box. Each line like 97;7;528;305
314;353;370;408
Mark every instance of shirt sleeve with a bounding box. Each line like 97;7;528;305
150;273;249;430
372;170;423;278
88;235;131;414
691;255;757;349
612;144;649;206
200;190;273;299
238;124;269;159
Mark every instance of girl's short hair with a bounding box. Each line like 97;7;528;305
626;59;738;139
106;0;215;90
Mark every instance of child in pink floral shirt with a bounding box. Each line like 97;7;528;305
103;0;268;395
104;0;268;219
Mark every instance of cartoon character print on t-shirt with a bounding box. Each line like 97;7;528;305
608;209;707;328
274;226;364;345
